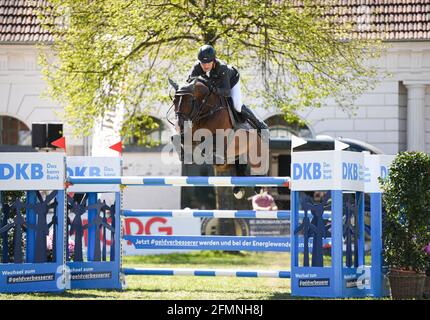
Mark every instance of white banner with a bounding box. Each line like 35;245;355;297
340;151;364;192
121;216;201;255
364;154;395;193
291;150;394;192
0;152;64;191
379;155;396;181
66;157;121;192
70;214;201;256
291;150;335;191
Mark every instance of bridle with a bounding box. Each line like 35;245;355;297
174;84;227;125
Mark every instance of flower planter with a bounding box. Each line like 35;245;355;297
424;276;430;298
388;269;426;299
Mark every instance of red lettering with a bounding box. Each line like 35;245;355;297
158;226;173;235
145;217;172;235
124;217;144;245
70;216;175;250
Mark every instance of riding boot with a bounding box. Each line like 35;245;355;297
240;105;269;131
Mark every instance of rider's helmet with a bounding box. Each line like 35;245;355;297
198;45;216;63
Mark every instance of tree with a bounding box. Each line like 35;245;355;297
38;0;384;143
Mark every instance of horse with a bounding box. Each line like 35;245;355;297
169;77;269;199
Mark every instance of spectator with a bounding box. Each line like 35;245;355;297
250;187;278;211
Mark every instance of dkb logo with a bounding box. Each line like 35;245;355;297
66;166;102;177
293;162;322;180
342;162;359;181
380;166;389;179
0;163;43;180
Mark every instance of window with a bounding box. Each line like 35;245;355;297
265;115;312;138
0;116;31;146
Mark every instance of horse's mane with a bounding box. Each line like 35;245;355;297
176;82;195;96
176;76;209;96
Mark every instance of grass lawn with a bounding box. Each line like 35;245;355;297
0;251;293;300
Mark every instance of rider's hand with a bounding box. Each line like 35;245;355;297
208;80;217;93
204;79;215;93
198;77;212;90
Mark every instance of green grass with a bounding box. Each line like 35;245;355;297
0;252;390;300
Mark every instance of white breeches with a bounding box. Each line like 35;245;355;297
231;79;242;113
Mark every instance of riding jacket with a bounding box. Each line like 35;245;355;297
186;59;240;97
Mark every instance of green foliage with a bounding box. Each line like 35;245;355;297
380;152;430;273
1;191;25;204
0;191;26;262
121;113;161;146
37;0;385;142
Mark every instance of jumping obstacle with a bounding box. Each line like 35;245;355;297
0;151;394;298
64;163;290;289
0;153;66;293
67;176;290;187
121;209;331;253
65;156;122;290
67;175;293;283
289;151;394;298
122;268;291;278
122;209;331;219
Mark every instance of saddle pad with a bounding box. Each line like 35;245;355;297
226;98;253;131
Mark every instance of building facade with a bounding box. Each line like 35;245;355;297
1;0;429;215
1;1;429;156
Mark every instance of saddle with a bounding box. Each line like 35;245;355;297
181;77;252;131
226;97;252;131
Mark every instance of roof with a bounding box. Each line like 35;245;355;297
0;0;52;43
321;0;430;41
0;0;429;44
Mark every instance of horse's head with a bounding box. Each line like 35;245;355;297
170;78;211;129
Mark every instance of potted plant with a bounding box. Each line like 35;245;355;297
424;243;430;298
380;152;430;299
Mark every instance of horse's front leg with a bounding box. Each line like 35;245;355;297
223;130;247;199
171;120;185;161
233;161;247;199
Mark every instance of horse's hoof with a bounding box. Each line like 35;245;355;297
233;187;245;199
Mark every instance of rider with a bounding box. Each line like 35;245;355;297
187;44;268;131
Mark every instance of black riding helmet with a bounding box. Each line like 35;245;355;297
198;45;216;63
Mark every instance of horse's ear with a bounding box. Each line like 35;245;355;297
168;78;179;91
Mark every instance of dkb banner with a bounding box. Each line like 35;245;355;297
0;152;64;191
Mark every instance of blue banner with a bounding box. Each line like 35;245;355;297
123;235;332;252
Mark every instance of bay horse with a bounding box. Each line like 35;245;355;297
169;77;269;199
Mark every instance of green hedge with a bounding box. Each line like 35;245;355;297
381;152;430;273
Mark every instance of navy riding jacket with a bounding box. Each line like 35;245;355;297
186;59;240;97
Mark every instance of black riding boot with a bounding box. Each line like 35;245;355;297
240;105;269;131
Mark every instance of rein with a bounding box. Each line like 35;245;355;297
175;91;227;124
